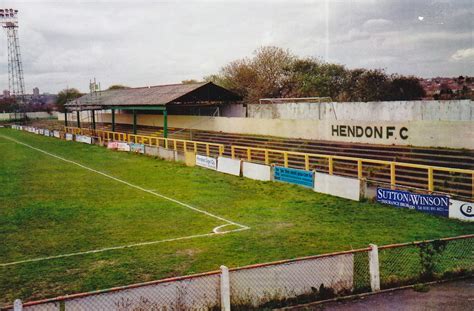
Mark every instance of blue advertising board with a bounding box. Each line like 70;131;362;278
274;166;314;188
130;143;145;154
376;188;449;217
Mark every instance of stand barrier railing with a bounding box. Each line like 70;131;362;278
64;126;224;157
230;145;474;200
63;126;473;199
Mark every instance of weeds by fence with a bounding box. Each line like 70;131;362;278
5;125;473;310
378;235;473;289
4;235;473;311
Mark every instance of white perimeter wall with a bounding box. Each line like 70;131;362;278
0;111;57;120
78;112;474;149
247;100;474;121
314;172;361;201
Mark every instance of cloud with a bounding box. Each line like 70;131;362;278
334;28;371;44
362;19;393;32
450;48;474;62
0;0;472;93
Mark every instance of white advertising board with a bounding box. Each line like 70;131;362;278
44;129;50;136
196;155;217;170
449;200;474;222
117;142;131;152
157;147;176;161
76;135;92;144
144;145;159;156
65;133;73;141
107;141;119;149
217;156;241;176
242;161;271;181
53;131;61;138
314;172;361;201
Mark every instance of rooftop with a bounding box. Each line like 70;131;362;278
66;82;241;110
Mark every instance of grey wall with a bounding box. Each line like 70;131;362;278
0;111;57;121
247;100;474;121
220;103;246;117
80;113;474;149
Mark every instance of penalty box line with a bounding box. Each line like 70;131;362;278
0;134;249;230
0;134;250;267
0;227;249;267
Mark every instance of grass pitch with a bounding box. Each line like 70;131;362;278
0;128;472;305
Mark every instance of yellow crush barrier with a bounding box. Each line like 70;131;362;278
64;127;224;157
64;126;473;198
230;145;474;199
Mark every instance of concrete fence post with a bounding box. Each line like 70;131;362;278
220;265;231;311
13;299;22;311
369;244;381;292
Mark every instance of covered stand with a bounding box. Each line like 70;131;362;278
64;82;241;138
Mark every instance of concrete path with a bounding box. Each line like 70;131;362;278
286;278;474;311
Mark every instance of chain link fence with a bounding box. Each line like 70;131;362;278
228;250;368;310
3;235;472;311
3;126;474;310
379;235;474;289
10;272;222;311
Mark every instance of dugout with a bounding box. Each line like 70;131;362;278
64;82;241;137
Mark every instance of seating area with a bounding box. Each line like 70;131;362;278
25;120;474;200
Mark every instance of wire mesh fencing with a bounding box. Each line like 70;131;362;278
4;235;473;311
14;272;222;311
228;250;370;310
379;235;474;289
71;273;221;311
230;253;354;310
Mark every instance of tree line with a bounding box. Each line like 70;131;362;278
54;85;130;112
204;46;426;104
7;47;429;114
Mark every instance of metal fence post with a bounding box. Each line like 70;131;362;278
13;299;22;311
369;244;380;292
390;163;396;190
328;156;334;175
220;265;231;311
428;167;434;192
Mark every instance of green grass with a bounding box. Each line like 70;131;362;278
0;128;472;305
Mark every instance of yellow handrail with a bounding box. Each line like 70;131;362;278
230;145;474;198
64;126;473;198
64;127;224;157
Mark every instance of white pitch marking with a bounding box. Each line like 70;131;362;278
0;133;251;266
0;134;249;230
213;224;234;234
1;227;249;267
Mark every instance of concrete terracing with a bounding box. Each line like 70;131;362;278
19;120;474;200
104;123;473;200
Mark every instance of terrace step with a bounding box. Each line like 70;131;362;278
28;120;474;199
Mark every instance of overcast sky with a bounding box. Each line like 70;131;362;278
0;0;473;94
